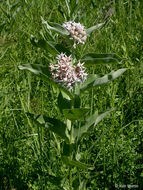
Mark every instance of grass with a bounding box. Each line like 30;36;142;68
0;0;143;189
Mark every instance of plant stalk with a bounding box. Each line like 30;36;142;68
69;121;73;190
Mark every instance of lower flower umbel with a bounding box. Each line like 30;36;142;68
49;53;87;89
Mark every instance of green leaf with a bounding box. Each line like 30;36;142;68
28;113;69;143
41;25;55;42
73;109;114;141
58;92;72;113
62;156;94;170
81;53;123;66
19;63;51;76
86;23;104;35
44;117;69;143
80;69;127;94
63;108;90;121
30;36;59;56
18;64;74;99
31;35;71;56
79;74;101;94
41;17;69;36
93;68;127;87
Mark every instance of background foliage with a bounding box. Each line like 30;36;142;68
0;0;143;189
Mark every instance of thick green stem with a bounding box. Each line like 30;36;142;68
69;122;73;190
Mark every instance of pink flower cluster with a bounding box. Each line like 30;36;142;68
49;53;87;89
62;21;87;45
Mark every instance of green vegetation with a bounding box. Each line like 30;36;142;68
0;0;143;189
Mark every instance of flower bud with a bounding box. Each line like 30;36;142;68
62;21;87;46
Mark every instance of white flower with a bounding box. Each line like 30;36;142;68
62;21;87;45
49;53;87;89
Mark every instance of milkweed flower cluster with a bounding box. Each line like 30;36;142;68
49;53;87;89
62;21;87;45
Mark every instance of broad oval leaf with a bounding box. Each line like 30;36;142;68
31;35;71;56
93;68;127;87
44;117;69;143
19;64;51;76
62;156;94;170
81;53;124;66
30;36;59;56
18;64;74;99
78;74;101;94
80;69;127;94
58;92;72;113
41;25;55;42
73;109;114;142
86;23;104;35
27;113;69;143
63;108;90;121
41;17;69;36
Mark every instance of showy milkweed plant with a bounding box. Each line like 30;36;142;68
19;16;127;190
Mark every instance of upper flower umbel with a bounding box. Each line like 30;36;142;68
62;21;87;45
49;53;87;89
